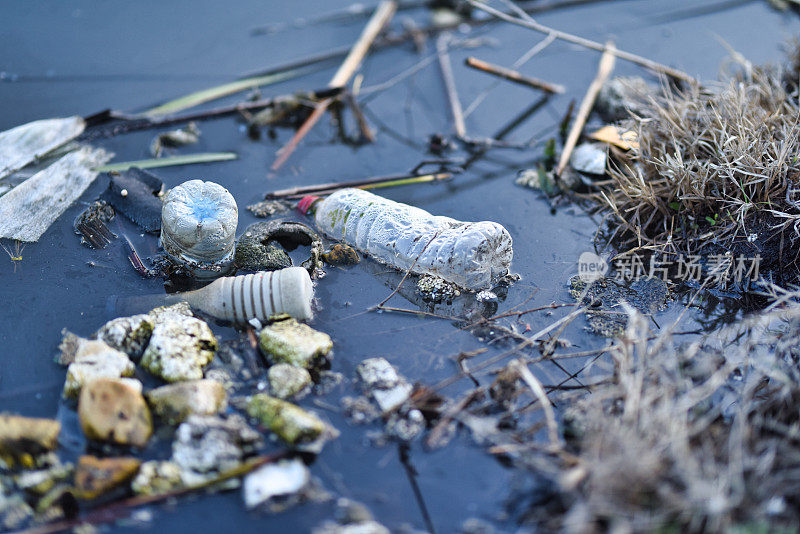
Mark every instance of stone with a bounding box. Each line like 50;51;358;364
242;458;310;509
245;394;327;447
321;244;360;266
268;363;312;399
146;379;227;424
13;459;72;495
73;456;141;499
141;314;217;382
259;318;332;369
569;143;607;175
78;378;152;447
131;461;183;495
356;358;412;412
171;414;262;486
148;302;193;322
0;415;61;461
95;314;154;359
61;336;135;399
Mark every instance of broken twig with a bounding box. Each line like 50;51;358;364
95;152;237;173
465;56;565;94
555;42;615;177
267;171;452;200
468;0;696;84
437;34;467;139
271;0;397;171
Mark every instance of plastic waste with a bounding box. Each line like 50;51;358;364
311;188;513;290
160;179;238;279
168;267;314;322
107;267;314;323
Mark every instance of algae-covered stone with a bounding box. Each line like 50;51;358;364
74;456;141;499
268;363;312;400
147;301;193;322
246;394;326;446
95;314;154;359
141;314;217;382
13;459;72;495
171;414;262;486
131;460;183;495
259;319;332;369
62;336;135;399
0;415;60;461
78;378;152;447
146;379;227;424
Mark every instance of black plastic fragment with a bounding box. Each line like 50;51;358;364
101;167;164;233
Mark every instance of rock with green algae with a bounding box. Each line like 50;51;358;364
0;415;61;463
13;459;72;495
245;394;327;447
73;455;141;500
259;318;332;369
59;333;135;399
141;311;217;382
131;461;184;495
78;378;152;447
146;379;227;424
95;313;154;359
268;363;312;400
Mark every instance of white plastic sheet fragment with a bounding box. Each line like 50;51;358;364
0;116;85;179
0;146;112;242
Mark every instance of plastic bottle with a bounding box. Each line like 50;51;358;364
109;267;314;323
310;188;513;290
160;179;238;280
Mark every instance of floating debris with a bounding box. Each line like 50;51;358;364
140;312;217;382
161;268;315;323
313;498;390;534
74;200;116;249
101;167;164;233
320;244;360;266
516;166;559;196
0;415;60;464
59;333;136;399
569;143;607;175
235;220;323;273
245;394;329;447
0;146;112;242
356;358;423;441
150;122;201;157
160;179;238;279
311;188;513;290
146;379;227;424
246;199;290;218
78;378;152;447
95;313;154;360
171;414;262;486
588;125;638;151
268;363;312;400
95;152;237;173
259;318;333;369
416;274;461;303
0;116;85;180
73;456;141;500
242;458;310;509
131;460;184;496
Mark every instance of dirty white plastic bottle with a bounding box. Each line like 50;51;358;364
165;267;314;322
312;188;513;290
109;267;314;323
160;179;238;280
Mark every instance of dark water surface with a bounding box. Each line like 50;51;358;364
1;1;798;532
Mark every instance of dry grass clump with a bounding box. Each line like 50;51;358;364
552;304;800;533
600;64;800;278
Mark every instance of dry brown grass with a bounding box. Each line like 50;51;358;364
598;62;800;281
547;303;800;533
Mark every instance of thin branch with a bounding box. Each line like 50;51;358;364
555;42;616;177
465;56;565;94
271;0;397;171
510;358;563;449
467;0;696;84
436;34;467;139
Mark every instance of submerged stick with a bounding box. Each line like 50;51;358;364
465;56;565;94
437;34;467;139
555;42;615;177
468;0;696;84
267;171;451;199
95;152;237;173
511;359;562;449
271;0;397;171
